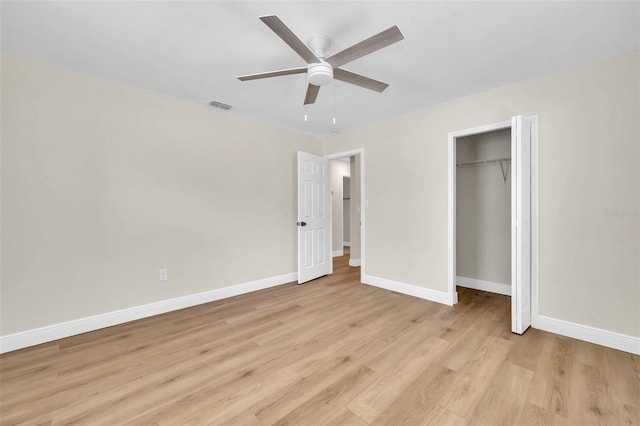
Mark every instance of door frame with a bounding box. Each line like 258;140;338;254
326;148;365;283
447;117;539;328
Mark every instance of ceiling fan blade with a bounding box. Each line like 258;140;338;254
237;67;307;81
326;25;404;68
304;84;320;105
259;15;320;64
334;68;389;92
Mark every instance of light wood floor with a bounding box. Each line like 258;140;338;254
1;252;638;425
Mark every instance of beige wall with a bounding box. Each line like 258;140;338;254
324;51;640;337
3;50;638;342
330;159;350;252
1;54;322;335
456;129;511;285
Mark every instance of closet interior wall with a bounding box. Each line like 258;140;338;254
456;128;512;288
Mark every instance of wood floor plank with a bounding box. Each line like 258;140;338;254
505;327;549;371
323;407;369;426
271;365;377;426
436;315;500;372
604;346;640;408
129;366;300;425
225;410;263;426
526;335;573;418
421;405;468;426
371;364;456;425
468;362;534;425
251;357;365;425
1;255;638;425
516;402;571;426
567;360;630;425
347;336;448;423
251;337;388;425
50;345;237;424
440;335;514;420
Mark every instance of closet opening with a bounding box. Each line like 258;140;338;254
456;128;512;297
448;116;538;334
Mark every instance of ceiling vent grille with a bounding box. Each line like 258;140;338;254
209;100;232;110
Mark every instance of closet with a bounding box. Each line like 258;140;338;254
456;128;512;296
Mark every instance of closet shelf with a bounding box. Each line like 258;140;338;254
456;157;511;168
457;157;511;183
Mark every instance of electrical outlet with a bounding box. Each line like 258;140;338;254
159;268;168;282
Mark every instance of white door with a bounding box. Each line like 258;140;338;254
298;151;331;283
511;115;532;334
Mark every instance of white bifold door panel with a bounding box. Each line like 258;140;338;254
511;115;532;334
297;152;331;283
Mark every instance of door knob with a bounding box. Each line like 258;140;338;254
297;221;307;226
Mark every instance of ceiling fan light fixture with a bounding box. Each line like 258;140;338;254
307;62;333;86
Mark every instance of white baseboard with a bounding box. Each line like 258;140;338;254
363;274;450;306
0;272;297;354
457;276;511;296
6;273;635;357
349;258;361;267
332;249;344;257
343;241;351;247
533;315;640;355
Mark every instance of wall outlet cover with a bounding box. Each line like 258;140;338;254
159;268;168;281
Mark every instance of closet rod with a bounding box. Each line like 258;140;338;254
456;157;511;168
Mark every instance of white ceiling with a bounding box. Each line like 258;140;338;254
2;1;639;137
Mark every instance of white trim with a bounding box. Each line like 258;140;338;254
447;131;456;306
332;249;344;257
449;121;512;139
534;315;640;356
456;276;511;296
363;275;450;305
349;258;361;267
0;272;297;354
529;115;540;329
326;149;365;283
342;241;351;247
340;174;351;257
328;158;334;276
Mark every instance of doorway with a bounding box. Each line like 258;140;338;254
327;149;365;283
330;158;350;258
448;116;539;334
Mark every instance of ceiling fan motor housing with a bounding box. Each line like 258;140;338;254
307;62;333;86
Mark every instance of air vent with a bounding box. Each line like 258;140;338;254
209;100;232;110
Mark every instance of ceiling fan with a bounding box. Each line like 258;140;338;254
237;15;404;105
